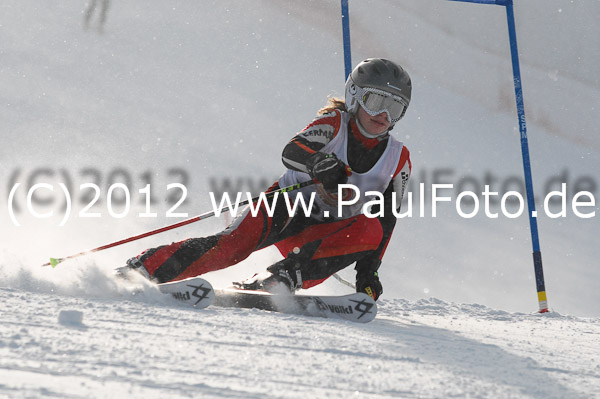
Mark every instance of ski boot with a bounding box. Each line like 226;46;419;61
114;257;153;281
234;257;303;294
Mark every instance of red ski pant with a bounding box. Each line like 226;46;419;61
139;193;384;286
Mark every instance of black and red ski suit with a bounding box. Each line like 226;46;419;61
134;110;411;294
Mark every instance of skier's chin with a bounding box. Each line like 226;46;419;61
367;120;389;135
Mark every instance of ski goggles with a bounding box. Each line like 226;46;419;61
356;87;408;123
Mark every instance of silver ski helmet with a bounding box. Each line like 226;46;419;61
345;58;412;126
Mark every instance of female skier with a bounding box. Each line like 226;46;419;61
122;58;412;301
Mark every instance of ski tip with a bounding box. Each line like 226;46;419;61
157;277;215;309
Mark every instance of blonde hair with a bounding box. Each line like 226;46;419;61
317;97;347;116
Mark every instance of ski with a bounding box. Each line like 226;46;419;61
116;270;375;322
157;277;215;309
212;288;377;323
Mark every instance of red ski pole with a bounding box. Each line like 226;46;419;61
42;180;314;267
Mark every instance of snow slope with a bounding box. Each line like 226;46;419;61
1;1;599;397
1;272;599;399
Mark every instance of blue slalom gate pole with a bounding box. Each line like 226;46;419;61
340;0;352;80
447;0;548;312
504;1;548;313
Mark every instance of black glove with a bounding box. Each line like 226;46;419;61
355;258;383;301
356;271;383;301
305;152;351;193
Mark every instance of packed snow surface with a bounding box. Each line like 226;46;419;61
1;272;599;399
